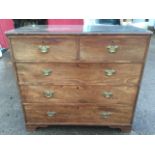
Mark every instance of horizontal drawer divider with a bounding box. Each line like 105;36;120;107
13;60;145;64
26;122;131;126
23;102;134;106
18;83;140;87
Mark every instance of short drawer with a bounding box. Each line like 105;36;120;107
24;104;133;124
80;36;148;62
20;85;138;105
16;63;142;86
11;37;77;62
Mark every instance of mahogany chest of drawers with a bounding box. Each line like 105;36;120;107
6;25;152;132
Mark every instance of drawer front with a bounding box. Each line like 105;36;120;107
25;104;133;124
20;85;138;105
80;36;148;62
11;37;77;62
16;63;142;86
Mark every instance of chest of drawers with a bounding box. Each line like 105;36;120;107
6;25;152;132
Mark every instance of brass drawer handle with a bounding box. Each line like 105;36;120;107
43;90;54;98
47;111;57;117
42;68;52;76
107;45;118;53
100;111;112;119
102;91;113;98
38;45;50;53
104;69;116;76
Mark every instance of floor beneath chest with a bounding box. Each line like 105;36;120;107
0;35;155;135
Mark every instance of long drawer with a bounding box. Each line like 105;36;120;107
20;85;138;105
11;37;77;62
25;104;133;125
16;63;142;86
80;36;148;62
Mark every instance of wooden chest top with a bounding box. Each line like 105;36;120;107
6;25;152;36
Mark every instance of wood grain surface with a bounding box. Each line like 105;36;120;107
24;104;133;125
11;37;78;62
20;85;138;105
16;63;142;86
80;36;149;62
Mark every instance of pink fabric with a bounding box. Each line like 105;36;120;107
48;19;84;25
0;19;14;48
